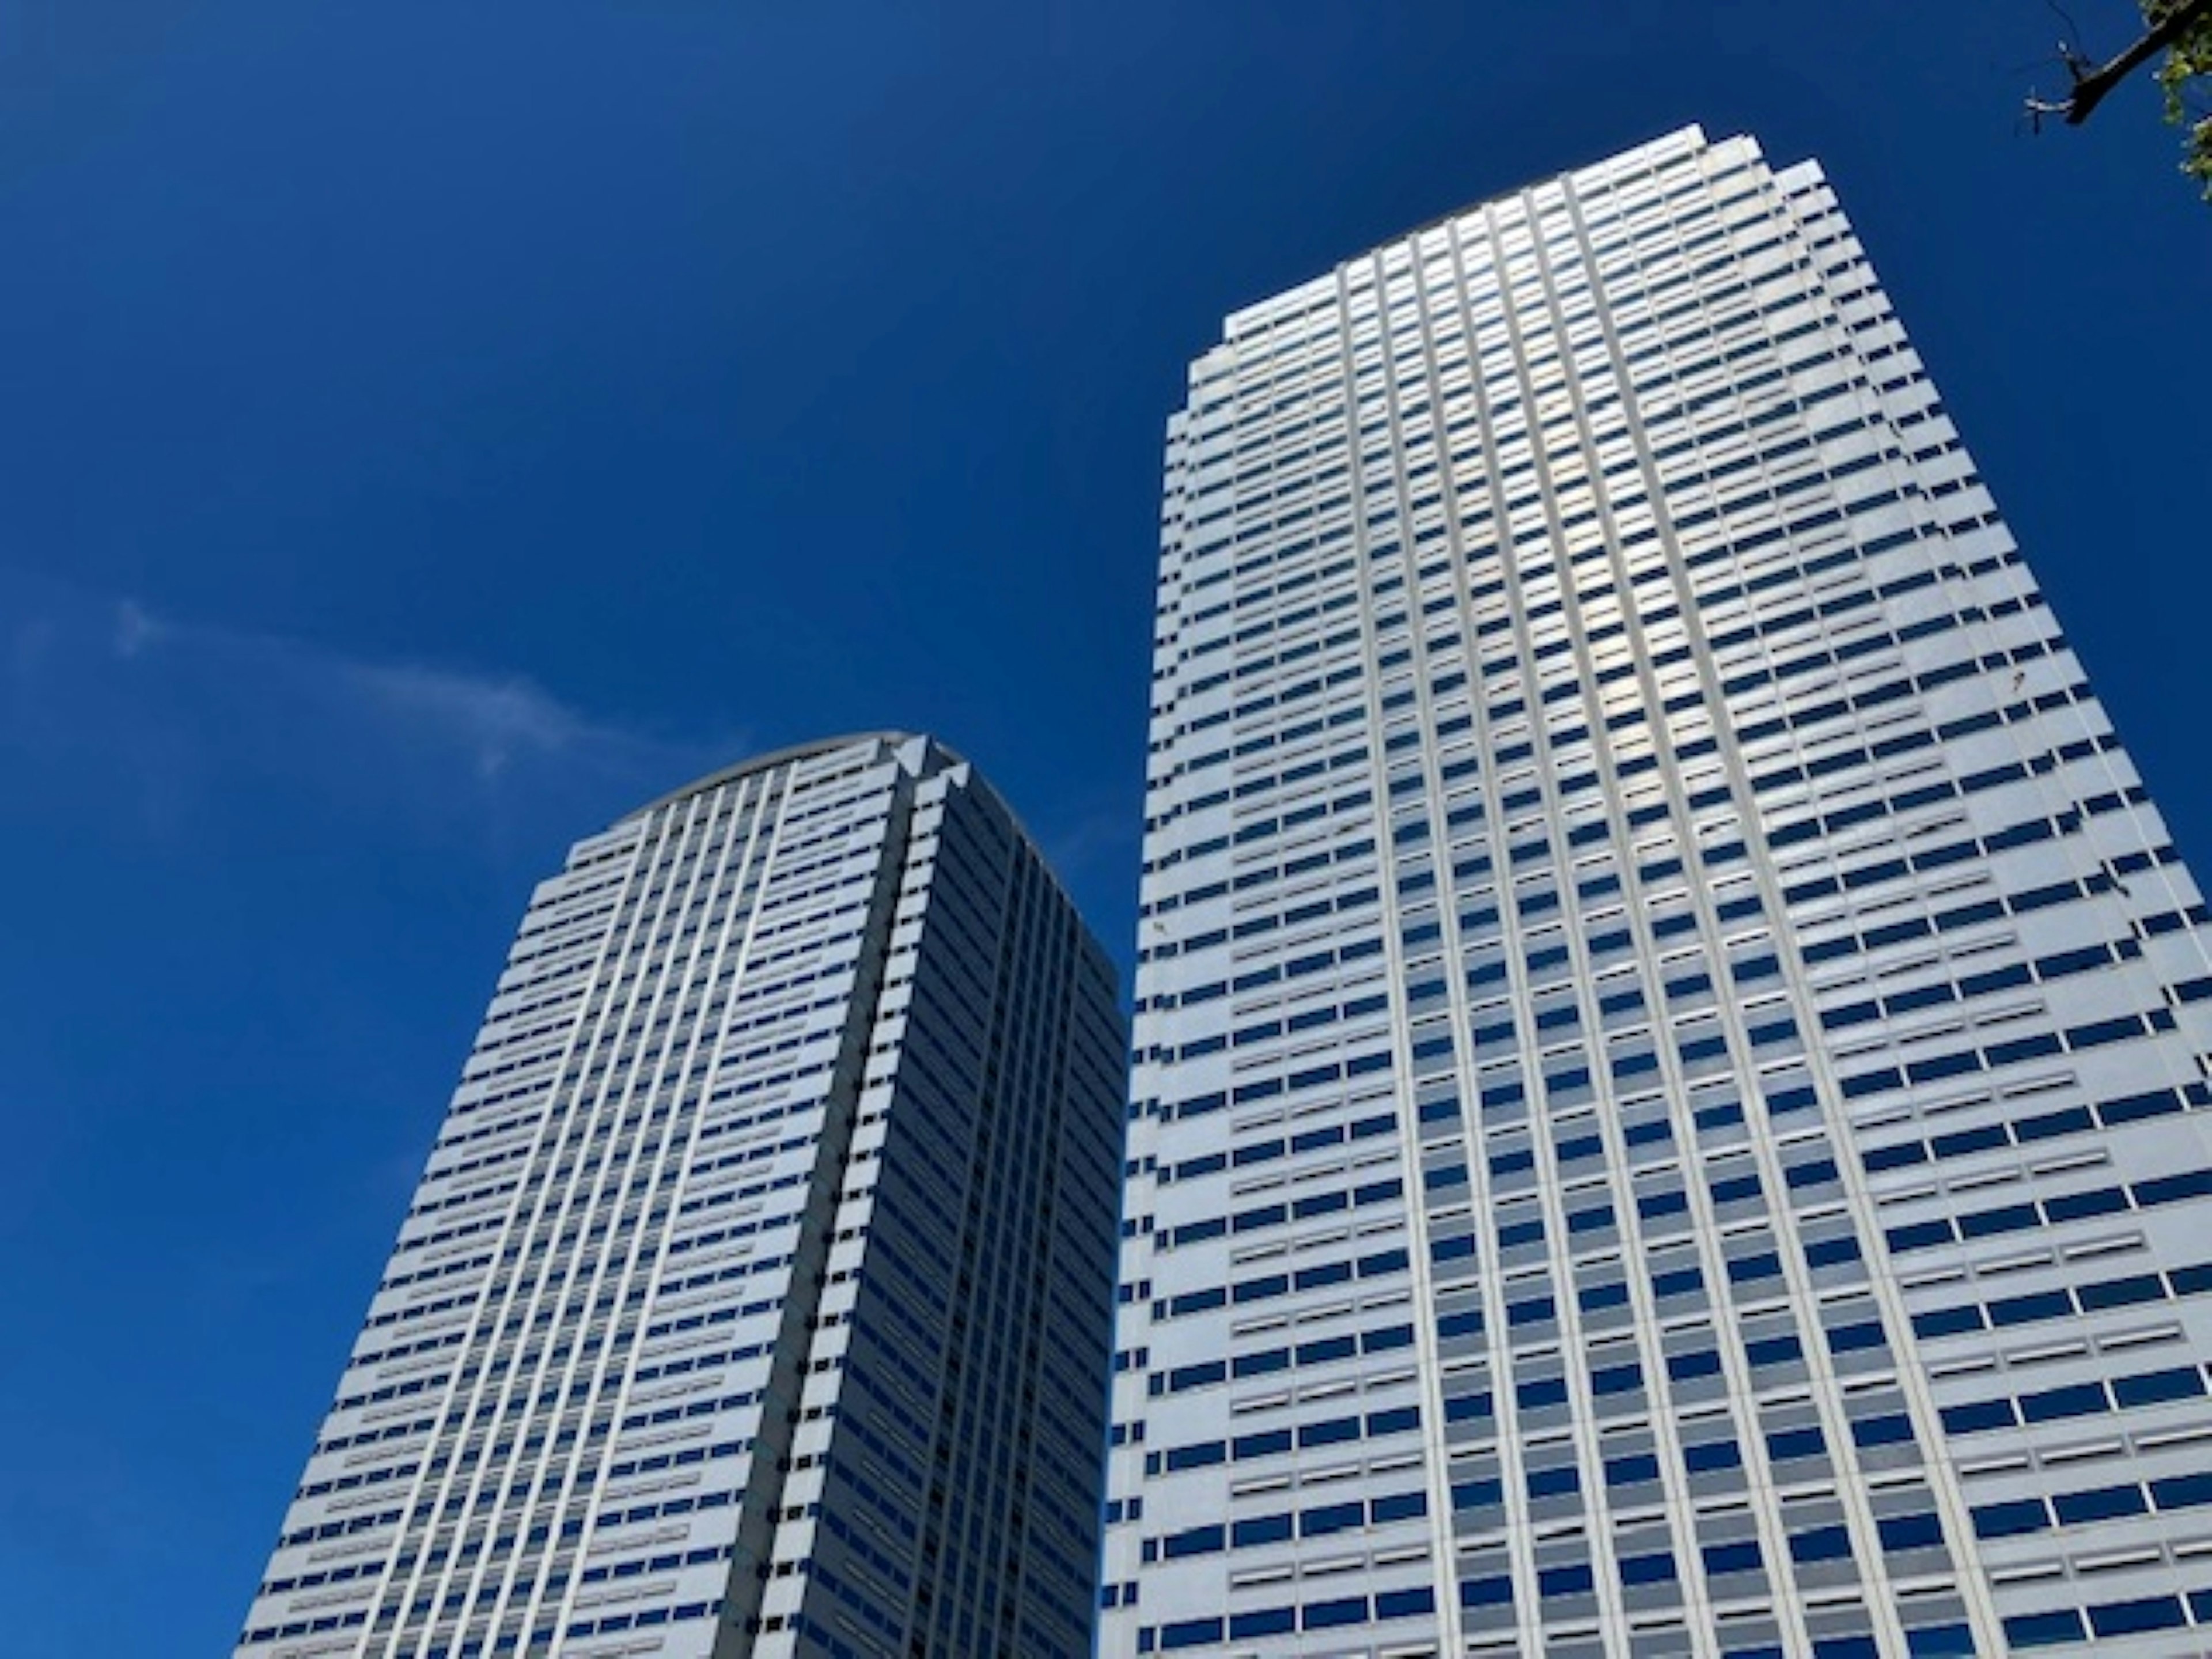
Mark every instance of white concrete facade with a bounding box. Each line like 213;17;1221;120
1104;129;2212;1657
237;733;1127;1659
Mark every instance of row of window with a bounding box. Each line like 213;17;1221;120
1143;782;1369;897
2005;1588;2212;1647
1445;1412;1918;1514
1149;1316;1415;1396
1831;935;2142;1036
1155;1165;1404;1250
1191;334;1869;565
1782;761;2112;918
1943;1361;2211;1438
236;1606;368;1647
1713;505;2014;700
1805;859;2126;972
1916;1256;2212;1347
1145;1402;1421;1476
1139;1581;1968;1653
1153;1109;1397;1187
1870;1080;2207;1177
1441;1382;1854;1464
1156;1240;1409;1321
1982;1468;2212;1548
1844;1000;2179;1109
561;1596;721;1641
1145;1486;1427;1561
1885;1164;2212;1256
1147;1021;1391;1122
1135;1583;1437;1649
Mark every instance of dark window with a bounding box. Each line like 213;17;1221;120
2053;1484;2147;1524
1972;1499;2047;1539
1703;1540;1763;1575
2113;1366;2205;1407
1459;1574;1513;1608
2088;1596;2187;1637
1528;1465;1581;1498
2001;1610;2085;1647
1788;1525;1852;1563
1876;1512;1943;1551
1539;1563;1595;1596
1304;1596;1367;1631
1620;1550;1677;1585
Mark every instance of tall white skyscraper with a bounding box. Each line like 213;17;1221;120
236;733;1127;1659
1105;128;2212;1657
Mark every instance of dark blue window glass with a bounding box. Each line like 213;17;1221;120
2152;1469;2212;1510
2054;1484;2147;1524
2088;1596;2186;1637
1459;1574;1513;1608
1232;1513;1292;1547
2001;1610;2085;1647
1685;1437;1743;1472
1993;1289;2074;1327
1374;1586;1434;1619
1370;1490;1427;1524
1300;1502;1363;1537
1972;1499;2047;1539
1605;1453;1661;1487
1669;1349;1722;1381
1162;1525;1222;1559
2113;1366;2205;1407
1806;1235;1863;1267
1452;1477;1503;1511
1905;1625;1975;1658
1703;1540;1762;1574
1914;1304;1983;1339
1161;1618;1224;1649
1876;1512;1943;1551
1728;1251;1783;1283
2021;1382;2105;1422
1851;1413;1915;1448
1940;1397;2014;1434
1767;1426;1825;1461
1788;1525;1852;1563
1303;1597;1366;1631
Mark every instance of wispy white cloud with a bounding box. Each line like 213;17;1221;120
0;569;737;856
110;598;163;661
336;657;669;783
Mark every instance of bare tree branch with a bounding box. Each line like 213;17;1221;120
2046;0;2089;59
2051;0;2212;126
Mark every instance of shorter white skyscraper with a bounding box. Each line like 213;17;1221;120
236;733;1128;1659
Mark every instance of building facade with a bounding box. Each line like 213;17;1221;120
237;733;1127;1659
1104;128;2212;1657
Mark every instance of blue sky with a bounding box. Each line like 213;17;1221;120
1;2;2206;1651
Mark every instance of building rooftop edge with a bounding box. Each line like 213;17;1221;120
619;732;923;822
1210;123;1729;349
